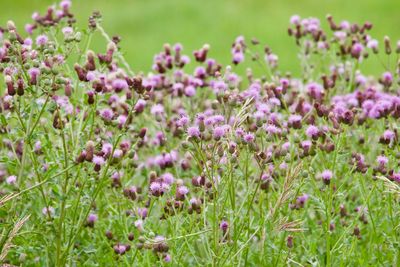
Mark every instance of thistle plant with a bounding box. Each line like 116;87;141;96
0;1;399;266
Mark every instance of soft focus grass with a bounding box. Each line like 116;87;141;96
1;0;400;75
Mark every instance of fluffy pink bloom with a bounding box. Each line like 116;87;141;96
6;175;17;185
296;194;309;204
134;99;146;113
320;170;333;183
87;213;98;227
376;155;388;166
93;156;105;166
102;143;113;156
113;244;127;255
60;0;71;10
25;24;35;35
290;15;301;25
151;104;164;115
150;181;163;196
351;43;364;58
307;82;323;101
184;85;196;97
177;185;189;195
62;27;73;38
306;125;319;138
100;108;114;121
137;207;148;219
28;68;40;85
164;254;172;262
187;126;200;138
161;173;175;185
219;220;229;232
243;133;255;143
112;79;128;92
36;34;48;46
213;126;226;140
113;149;123;159
383;130;395;141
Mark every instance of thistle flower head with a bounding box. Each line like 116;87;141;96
320;170;333;184
6;175;17;185
376;155;388;166
93;155;105;166
36;34;48;46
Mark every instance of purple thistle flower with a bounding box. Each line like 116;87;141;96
243;132;255;143
290;15;301;25
288;114;302;129
176;185;189;200
93;156;105;172
383;130;395;140
232;52;244;64
134;99;146;113
113;149;123;159
213;126;226;140
194;66;206;78
100;108;114;122
151;104;165;115
93;156;105;165
34;141;42;153
212;80;228;94
381;72;393;86
150;181;163;196
392;172;400;183
137;207;148;219
134;219;144;231
177;185;189;195
102;143;113;156
25;24;34;35
164;254;172;263
282;141;291;152
351;43;364;58
112;78;128;92
60;0;71;10
320;170;333;185
306;82;323;101
62;26;73;37
296;193;309;208
36;34;48;46
117;115;127;127
113;244;127;255
220;220;229;232
265;53;278;68
279;162;288;170
6;175;17;185
28;68;40;85
265;124;281;135
187;126;200;139
306;125;319;139
367;39;379;53
87;213;98;227
161;173;175;185
184;85;196;97
376;155;388;166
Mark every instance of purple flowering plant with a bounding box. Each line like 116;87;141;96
0;1;399;266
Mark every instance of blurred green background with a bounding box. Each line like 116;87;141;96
1;0;400;75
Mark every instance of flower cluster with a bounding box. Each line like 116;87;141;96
0;2;399;266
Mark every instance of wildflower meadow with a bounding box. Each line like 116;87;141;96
0;1;399;266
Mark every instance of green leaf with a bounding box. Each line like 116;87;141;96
0;114;7;126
